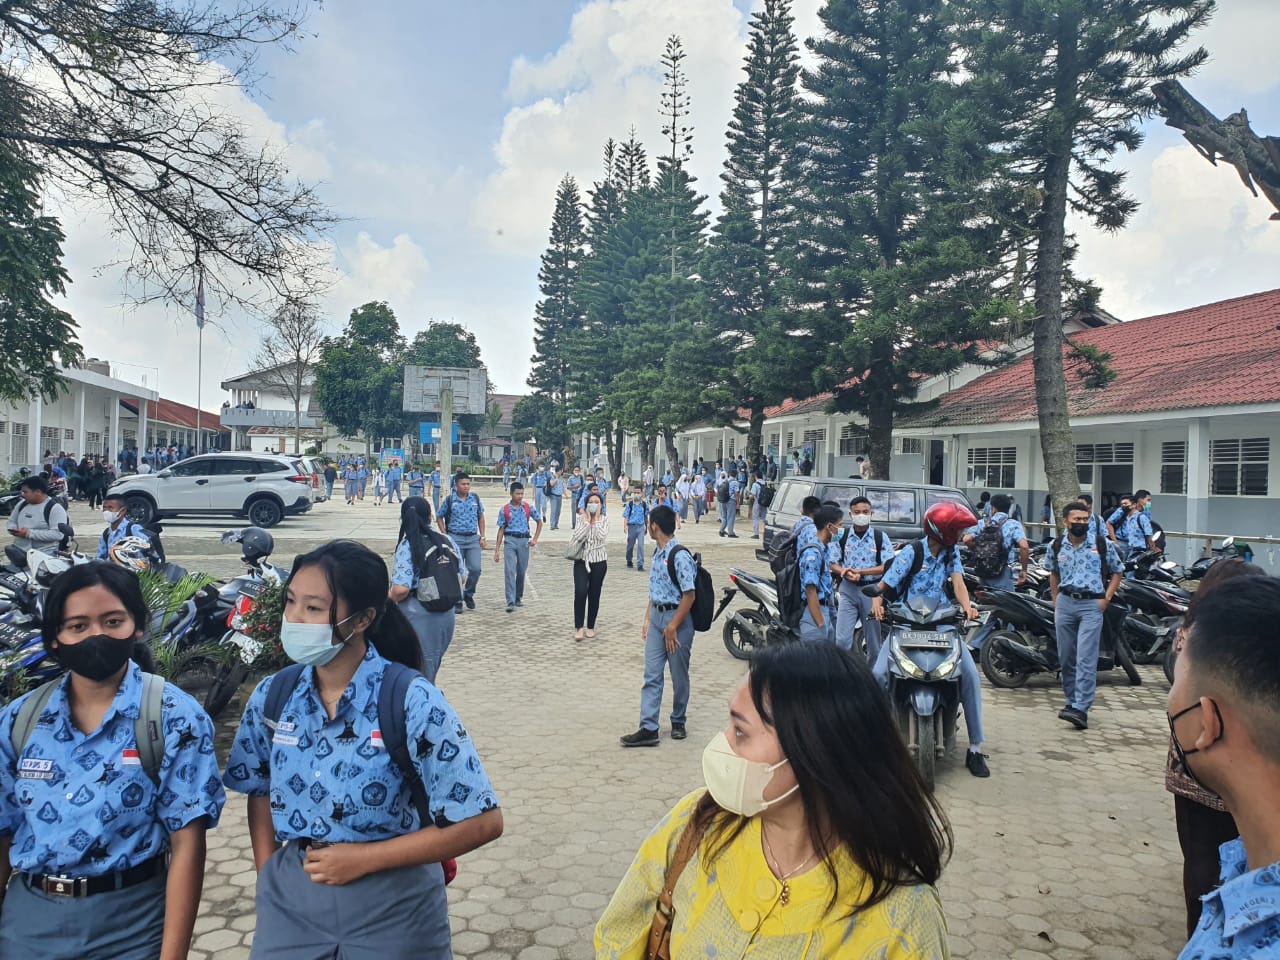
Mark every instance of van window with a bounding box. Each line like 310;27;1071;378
816;483;861;510
865;487;918;524
778;481;813;514
926;490;971;509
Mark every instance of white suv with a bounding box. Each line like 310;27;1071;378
110;454;314;528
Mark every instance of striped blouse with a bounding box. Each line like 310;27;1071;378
572;516;610;568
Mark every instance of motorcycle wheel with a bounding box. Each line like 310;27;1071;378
1163;645;1177;685
916;713;937;793
980;630;1032;689
205;662;249;720
722;608;767;661
1115;630;1142;686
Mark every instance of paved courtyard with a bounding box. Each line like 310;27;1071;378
78;486;1188;959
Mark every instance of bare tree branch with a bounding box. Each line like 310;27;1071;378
253;299;326;454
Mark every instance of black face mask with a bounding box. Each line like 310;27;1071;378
54;634;133;682
1068;522;1090;538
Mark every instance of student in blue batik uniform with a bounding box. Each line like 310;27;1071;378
565;468;584;530
223;541;502;960
343;463;360;505
871;502;992;779
547;469;565;530
797;505;841;644
384;462;402;504
389;499;467;683
438;473;485;612
1171;577;1280;960
619;506;698;748
428;462;443;513
0;563;224;960
963;492;1030;591
622;491;649;571
833;496;895;659
1046;501;1123;731
406;464;425;499
494;483;542;614
530;465;549;518
96;493;152;560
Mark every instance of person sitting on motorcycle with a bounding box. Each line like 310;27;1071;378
97;493;152;561
870;501;991;778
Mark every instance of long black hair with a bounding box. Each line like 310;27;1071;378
396;497;435;579
287;540;422;671
42;561;156;671
693;642;951;913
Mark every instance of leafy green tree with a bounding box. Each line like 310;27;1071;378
510;394;570;455
313;302;411;454
0;142;83;402
701;0;806;466
964;0;1213;512
403;321;491;435
797;0;1011;478
527;175;585;454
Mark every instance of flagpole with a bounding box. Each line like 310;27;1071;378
195;246;205;453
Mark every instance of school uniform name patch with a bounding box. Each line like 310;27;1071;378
17;758;54;780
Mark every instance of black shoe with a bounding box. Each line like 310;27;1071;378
965;750;991;778
728;533;739;539
636;565;644;572
454;602;464;613
1060;707;1088;730
719;531;726;537
670;723;687;740
620;728;659;748
506;604;514;613
626;561;633;568
515;600;523;607
464;596;476;610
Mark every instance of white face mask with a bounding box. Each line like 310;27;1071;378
280;613;356;667
701;731;799;817
103;510;122;524
587;502;600;515
851;513;871;528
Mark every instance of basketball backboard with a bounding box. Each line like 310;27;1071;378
402;366;488;415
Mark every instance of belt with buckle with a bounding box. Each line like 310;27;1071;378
296;838;335;851
653;603;679;612
1063;590;1103;600
29;855;164;898
505;532;530;539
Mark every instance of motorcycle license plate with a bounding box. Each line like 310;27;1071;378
898;631;953;649
238;581;267;599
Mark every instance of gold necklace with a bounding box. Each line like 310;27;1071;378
762;825;819;906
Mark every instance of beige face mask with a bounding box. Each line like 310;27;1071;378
701;731;799;816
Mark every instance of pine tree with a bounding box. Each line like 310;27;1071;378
701;0;806;466
527;175;585;453
797;0;1011;479
963;0;1213;515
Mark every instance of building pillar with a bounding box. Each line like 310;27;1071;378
74;387;86;457
110;396;121;460
138;400;149;455
1185;419;1211;563
28;396;42;465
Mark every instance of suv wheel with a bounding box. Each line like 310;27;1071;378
246;497;284;528
125;495;156;525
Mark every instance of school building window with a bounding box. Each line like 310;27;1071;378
898;437;924;455
838;424;866;457
967;447;1016;488
767;432;780;454
1210;438;1269;497
10;423;28;465
1160;441;1187;495
1075;441;1134;485
727;438;736;458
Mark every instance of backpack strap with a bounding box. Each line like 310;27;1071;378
1096;534;1111;584
378;662;432;828
42;499;55;525
263;663;306;730
134;672;166;785
666;545;696;593
874;529;886;567
11;679;62;760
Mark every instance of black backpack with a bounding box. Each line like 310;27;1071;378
715;480;731;503
755;484;775;509
971;519;1008;579
413;530;463;613
771;533;825;629
1051;534;1111;585
882;540;956;602
666;546;715;632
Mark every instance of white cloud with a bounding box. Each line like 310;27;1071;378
474;0;751;253
328;231;431;310
1073;144;1280;320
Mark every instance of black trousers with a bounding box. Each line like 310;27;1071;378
1174;793;1239;937
573;560;607;629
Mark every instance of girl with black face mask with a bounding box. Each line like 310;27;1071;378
0;562;225;960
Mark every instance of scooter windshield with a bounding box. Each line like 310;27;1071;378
897;594;959;625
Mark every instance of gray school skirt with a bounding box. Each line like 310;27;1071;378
0;870;166;960
250;841;451;960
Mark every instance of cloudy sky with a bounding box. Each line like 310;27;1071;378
61;0;1280;410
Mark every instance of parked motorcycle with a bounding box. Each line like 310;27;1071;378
717;568;770;660
977;589;1142;689
1115;555;1189;667
1186;536;1254;581
865;585;966;791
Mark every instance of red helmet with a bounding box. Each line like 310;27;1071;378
923;501;977;547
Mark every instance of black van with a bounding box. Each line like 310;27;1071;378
758;478;972;556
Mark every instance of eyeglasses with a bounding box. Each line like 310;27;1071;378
1166;699;1223;776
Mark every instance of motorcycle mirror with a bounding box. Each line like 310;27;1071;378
860;584;881;598
4;545;26;569
1220;535;1234;550
57;523;73;537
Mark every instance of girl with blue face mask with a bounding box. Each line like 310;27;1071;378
223;541;503;959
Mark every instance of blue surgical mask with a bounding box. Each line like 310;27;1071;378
280;613;356;667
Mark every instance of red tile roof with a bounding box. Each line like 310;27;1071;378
902;288;1280;428
121;398;230;433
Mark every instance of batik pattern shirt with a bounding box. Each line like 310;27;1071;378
1179;838;1280;960
798;541;833;603
649;539;697;605
441;492;484;536
496;502;540;535
0;662;224;876
881;543;962;603
1044;536;1122;594
840;527;894;578
223;646;498;841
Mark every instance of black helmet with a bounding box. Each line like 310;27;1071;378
240;527;274;563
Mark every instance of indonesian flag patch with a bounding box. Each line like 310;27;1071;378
122;748;141;766
370;730;385;750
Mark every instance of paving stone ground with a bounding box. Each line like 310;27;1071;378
72;486;1188;958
